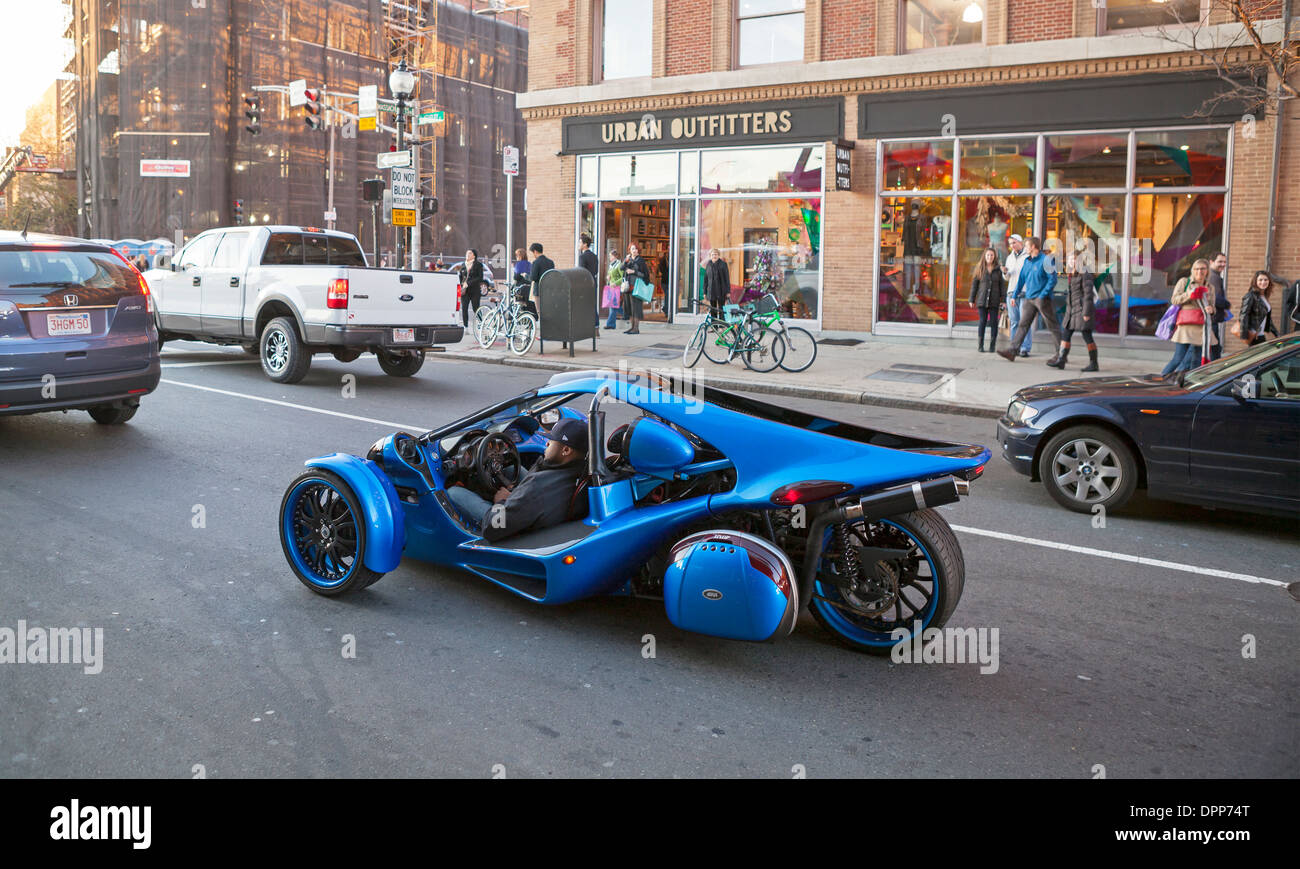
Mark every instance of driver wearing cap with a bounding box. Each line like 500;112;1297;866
446;418;589;542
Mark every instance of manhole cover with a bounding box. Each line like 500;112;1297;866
865;369;943;384
626;348;682;360
818;338;862;346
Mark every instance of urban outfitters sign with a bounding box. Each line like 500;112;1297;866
561;99;842;154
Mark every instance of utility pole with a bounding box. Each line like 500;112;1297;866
326;99;336;231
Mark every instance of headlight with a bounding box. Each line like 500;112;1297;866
1006;400;1040;425
367;438;386;461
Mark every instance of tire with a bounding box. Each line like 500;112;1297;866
87;401;139;425
474;306;498;348
1038;424;1138;513
683;323;707;368
280;469;385;596
741;321;786;373
701;322;731;365
377;349;425;377
260;316;311;384
809;509;965;655
509;312;538;355
777;325;818;372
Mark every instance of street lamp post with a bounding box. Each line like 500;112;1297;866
389;59;417;270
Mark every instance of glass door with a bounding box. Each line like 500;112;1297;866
953;195;1035;330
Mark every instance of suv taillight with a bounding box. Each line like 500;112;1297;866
109;248;154;314
327;278;349;309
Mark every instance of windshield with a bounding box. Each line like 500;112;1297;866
1180;337;1300;390
429;392;579;452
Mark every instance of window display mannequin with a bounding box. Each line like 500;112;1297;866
930;213;951;263
986;215;1009;257
902;201;929;299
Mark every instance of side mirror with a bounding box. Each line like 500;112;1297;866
155;254;172;271
1230;375;1257;401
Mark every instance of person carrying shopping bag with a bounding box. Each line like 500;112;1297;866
603;250;624;330
622;243;650;335
1160;258;1218;376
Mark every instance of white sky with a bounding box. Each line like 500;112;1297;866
0;1;74;147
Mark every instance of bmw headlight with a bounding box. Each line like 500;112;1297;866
1006;400;1040;425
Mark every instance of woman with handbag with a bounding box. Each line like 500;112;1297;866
603;250;624;330
1048;251;1099;371
1160;258;1217;376
1236;271;1278;346
968;248;1005;353
456;249;488;329
622;243;650;335
703;248;732;319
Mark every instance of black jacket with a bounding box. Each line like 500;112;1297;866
704;258;731;303
1283;280;1300;331
1062;271;1096;331
622;255;649;286
902;212;928;257
968;267;1005;309
480;455;586;542
528;254;555;287
1238;290;1276;340
579;249;599;282
457;260;487;295
1207;269;1230;325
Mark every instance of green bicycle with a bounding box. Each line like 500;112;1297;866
746;292;818;372
683;303;786;372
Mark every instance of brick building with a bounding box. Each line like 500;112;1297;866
519;0;1298;349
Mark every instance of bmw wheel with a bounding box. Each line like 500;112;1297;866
1038;425;1138;513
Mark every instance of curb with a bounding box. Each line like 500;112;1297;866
437;350;1003;419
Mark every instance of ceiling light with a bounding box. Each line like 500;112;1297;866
962;1;984;23
1102;146;1111;154
1180;144;1190;150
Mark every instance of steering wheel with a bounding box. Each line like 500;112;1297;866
1263;370;1285;398
475;433;522;490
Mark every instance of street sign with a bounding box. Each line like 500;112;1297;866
376;98;417;116
377;150;412;169
323;209;337;222
391;208;416;227
417;110;445;126
358;84;378;132
289;79;307;107
502;145;519;177
140;159;191;178
390;167;417;210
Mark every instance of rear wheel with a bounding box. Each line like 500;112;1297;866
474;305;498;348
701;322;732;365
260;316;311;384
777;325;818;372
683;322;707;368
741;321;785;373
1038;425;1137;513
509;313;538;355
279;469;384;596
377;349;425;377
87;400;139;425
809;509;965;655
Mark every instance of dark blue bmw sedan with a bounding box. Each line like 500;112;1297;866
997;335;1300;517
0;232;160;424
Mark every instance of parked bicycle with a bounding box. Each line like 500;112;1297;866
746;292;818;372
683;300;785;372
474;280;538;355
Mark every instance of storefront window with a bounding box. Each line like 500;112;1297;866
958;137;1036;189
878;196;953;326
599;0;652;81
902;0;985;52
579;155;598;198
679;151;699;195
701;146;822;194
952;195;1033;329
1134;128;1228;188
1045;133;1127;189
598;153;677;198
882;140;955;191
1127;192;1225;336
699;197;821;319
737;1;805;67
1104;0;1202;32
1043;194;1125;334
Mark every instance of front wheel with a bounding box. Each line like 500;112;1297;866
260;316;312;383
474;306;499;348
377;349;425;377
741;322;785;373
1038;425;1137;513
683;322;708;368
279;468;384;596
809;509;965;655
777;325;818;372
509;312;538;355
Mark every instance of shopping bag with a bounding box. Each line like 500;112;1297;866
997;306;1010;337
601;284;622;309
1154;304;1179;341
632;277;654;302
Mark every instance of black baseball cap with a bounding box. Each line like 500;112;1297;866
544;418;588;451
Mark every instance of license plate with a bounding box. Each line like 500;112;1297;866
392;328;415;342
48;312;92;337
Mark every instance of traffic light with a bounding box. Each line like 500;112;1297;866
421;196;438;216
304;88;323;131
233;199;245;225
243;97;261;135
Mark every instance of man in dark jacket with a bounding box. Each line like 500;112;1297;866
525;242;554;316
1208;252;1229;359
578;233;600;333
445;419;589;542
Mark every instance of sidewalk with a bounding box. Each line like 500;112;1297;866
439;320;1171;418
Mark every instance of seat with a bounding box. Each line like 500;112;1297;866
567;474;592;521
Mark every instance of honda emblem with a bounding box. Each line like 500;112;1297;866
63;294;80;307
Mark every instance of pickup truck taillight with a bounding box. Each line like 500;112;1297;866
327;278;349;309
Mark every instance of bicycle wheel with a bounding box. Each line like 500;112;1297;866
509;312;538;355
777;325;818;372
683;322;708;368
474;306;499;348
701;322;732;365
741;321;786;373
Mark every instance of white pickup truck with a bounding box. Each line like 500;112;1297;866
145;226;462;383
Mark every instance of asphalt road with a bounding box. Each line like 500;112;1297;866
1;344;1296;778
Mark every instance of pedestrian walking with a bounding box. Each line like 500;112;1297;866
1160;258;1217;375
997;237;1064;365
703;248;731;319
1207;251;1230;360
603;249;624;330
1002;234;1033;356
456;248;488;329
968;248;1005;353
622;243;649;335
1048;251;1099;371
578;233;600;335
1237;270;1279;346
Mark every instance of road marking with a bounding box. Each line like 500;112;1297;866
161;360;261;369
950;524;1288;587
160;379;425;430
